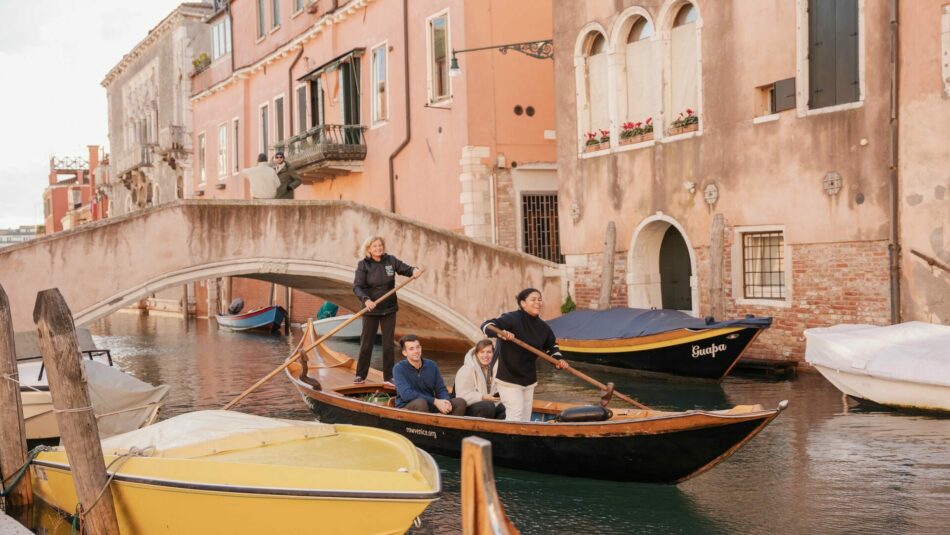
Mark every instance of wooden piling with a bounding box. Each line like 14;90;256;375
597;221;617;309
0;284;32;506
460;436;519;535
33;289;120;535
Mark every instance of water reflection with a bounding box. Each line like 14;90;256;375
21;313;949;535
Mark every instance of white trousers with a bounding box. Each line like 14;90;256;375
495;378;537;422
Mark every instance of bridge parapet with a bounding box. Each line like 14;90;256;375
0;200;564;341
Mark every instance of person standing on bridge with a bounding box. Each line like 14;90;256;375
272;151;302;199
353;236;421;385
242;153;280;199
481;288;569;421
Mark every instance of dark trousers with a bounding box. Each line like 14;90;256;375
356;312;397;381
465;400;506;420
404;397;467;416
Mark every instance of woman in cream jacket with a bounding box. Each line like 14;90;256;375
454;339;506;419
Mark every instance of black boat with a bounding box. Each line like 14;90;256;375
285;322;786;484
548;308;773;380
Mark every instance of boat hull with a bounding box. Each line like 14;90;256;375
558;327;763;380
312;313;363;340
293;383;781;484
812;364;950;412
216;305;286;332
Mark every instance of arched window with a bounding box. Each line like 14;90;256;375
623;15;657;131
667;2;700;133
584;32;609;142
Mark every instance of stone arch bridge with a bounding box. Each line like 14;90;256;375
0;200;564;345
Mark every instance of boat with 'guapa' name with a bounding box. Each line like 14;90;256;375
547;307;772;380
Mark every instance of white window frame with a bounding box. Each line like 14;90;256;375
370;41;389;126
270;0;281;31
217;122;228;179
273;94;286;148
197;132;207;185
232;117;240;174
293;0;305;16
657;0;703;143
425;9;452;105
256;0;266;40
211;17;232;61
258;102;270;156
731;225;793;308
294;83;310;134
795;0;866;117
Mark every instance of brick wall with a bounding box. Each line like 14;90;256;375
494;169;518;250
568;236;890;364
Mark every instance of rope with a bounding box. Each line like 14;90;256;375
69;445;156;533
2;372;44;393
0;446;48;497
54;406;93;414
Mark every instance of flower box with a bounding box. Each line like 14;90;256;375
620;132;654;146
584;142;608;153
667;123;698;136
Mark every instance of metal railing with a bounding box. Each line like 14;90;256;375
275;124;367;167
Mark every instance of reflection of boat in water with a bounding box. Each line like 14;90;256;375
286;321;787;484
216;305;286;333
18;351;168;442
312;313;362;340
30;410;441;535
548;308;772;380
805;322;950;413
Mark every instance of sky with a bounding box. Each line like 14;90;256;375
0;0;186;229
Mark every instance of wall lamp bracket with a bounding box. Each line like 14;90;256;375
449;40;554;77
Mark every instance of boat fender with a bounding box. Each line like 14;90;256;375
704;316;715;325
556;405;613;423
227;298;245;315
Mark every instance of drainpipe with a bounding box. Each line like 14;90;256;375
288;46;305;135
887;0;901;324
387;0;411;213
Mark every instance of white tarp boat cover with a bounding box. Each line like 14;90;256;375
100;410;336;458
804;322;950;388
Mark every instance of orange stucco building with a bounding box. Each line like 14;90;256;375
42;145;107;234
188;0;558;319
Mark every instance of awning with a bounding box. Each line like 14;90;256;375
297;48;366;82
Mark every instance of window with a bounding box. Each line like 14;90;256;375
340;57;361;128
197;133;206;184
807;0;859;109
742;231;786;299
575;29;609;150
211;18;231;60
371;44;388;123
294;0;305;12
232;118;240;173
521;193;563;263
427;12;450;103
622;14;658;131
257;0;266;38
668;2;700;132
271;0;280;29
259;104;269;156
217;123;227;178
295;85;308;134
274;96;285;147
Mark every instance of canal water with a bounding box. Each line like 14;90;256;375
25;313;950;534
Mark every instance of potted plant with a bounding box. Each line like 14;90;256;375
191;52;211;74
599;129;611;147
584;131;603;153
620;117;655;145
668;108;699;135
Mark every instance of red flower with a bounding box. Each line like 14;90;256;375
586;131;596;140
599;129;610;137
622;122;634;130
634;121;642;128
686;108;694;116
646;117;652;125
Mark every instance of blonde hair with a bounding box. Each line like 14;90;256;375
360;235;386;258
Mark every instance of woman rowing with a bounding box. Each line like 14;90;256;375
480;288;569;421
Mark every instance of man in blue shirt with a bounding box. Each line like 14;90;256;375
393;334;466;415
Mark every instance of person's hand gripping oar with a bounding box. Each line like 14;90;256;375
223;269;423;410
485;324;651;410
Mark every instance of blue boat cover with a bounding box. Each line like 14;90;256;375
547;308;773;340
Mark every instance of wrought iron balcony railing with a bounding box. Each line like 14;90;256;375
275;124;367;178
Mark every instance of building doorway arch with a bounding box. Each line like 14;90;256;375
626;213;698;316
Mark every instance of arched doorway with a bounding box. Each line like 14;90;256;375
627;214;698;315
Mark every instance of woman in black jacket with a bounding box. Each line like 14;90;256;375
353;236;420;384
481;288;569;421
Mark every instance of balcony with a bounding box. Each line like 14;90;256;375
275;124;366;181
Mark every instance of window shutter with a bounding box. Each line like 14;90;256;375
834;0;860;105
773;78;796;112
808;0;837;109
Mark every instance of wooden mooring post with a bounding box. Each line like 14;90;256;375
597;221;617;309
0;284;32;506
33;289;120;535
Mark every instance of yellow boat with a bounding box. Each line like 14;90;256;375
30;410;441;535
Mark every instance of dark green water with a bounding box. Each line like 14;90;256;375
22;313;950;534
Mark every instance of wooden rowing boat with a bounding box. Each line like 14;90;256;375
285;322;787;484
548;308;772;380
216;305;286;332
31;410;440;534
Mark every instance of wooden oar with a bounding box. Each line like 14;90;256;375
484;324;651;410
223;272;422;410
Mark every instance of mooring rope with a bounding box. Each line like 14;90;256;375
70;445;156;533
0;446;48;498
1;372;44;392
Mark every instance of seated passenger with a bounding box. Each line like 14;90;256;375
454;339;506;419
393;334;466;415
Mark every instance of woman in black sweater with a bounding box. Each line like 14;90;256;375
481;288;569;421
353;236;420;384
